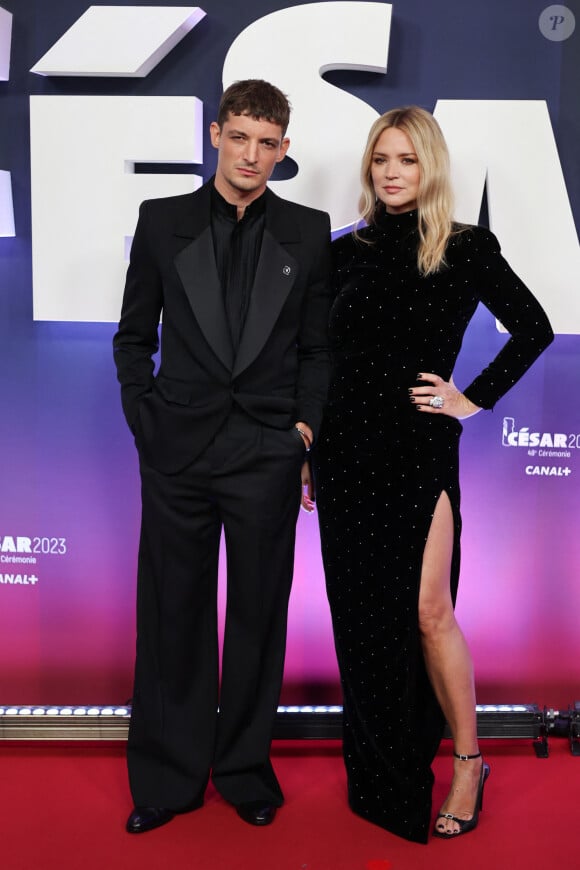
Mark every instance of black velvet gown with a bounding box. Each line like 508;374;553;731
314;209;553;843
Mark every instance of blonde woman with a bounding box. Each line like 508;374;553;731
314;107;553;843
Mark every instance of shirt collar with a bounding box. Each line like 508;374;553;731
211;184;267;222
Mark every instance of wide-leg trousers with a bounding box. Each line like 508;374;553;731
127;409;306;809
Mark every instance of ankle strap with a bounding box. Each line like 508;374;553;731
454;751;481;760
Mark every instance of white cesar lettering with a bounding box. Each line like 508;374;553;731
435;100;580;335
30;96;203;321
222;2;392;232
0;9;14;237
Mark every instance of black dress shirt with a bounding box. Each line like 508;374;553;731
211;185;266;353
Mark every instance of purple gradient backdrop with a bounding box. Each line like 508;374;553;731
1;0;579;709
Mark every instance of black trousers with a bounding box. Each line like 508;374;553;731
127;409;306;809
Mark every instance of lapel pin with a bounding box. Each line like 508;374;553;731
282;265;292;276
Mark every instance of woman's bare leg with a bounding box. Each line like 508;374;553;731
418;492;483;836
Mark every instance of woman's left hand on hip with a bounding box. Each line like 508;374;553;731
409;373;481;419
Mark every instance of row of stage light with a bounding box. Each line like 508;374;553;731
1;703;579;754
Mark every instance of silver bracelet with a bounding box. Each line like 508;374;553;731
295;426;312;451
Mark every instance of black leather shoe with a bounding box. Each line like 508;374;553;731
126;806;175;834
236;801;277;826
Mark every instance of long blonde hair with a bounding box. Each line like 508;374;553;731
358;106;456;275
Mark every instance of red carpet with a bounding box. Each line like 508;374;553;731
1;738;578;869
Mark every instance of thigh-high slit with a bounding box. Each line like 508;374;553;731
315;412;463;844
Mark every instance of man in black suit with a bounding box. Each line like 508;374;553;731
113;80;331;834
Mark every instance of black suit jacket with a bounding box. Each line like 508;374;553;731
113;179;332;474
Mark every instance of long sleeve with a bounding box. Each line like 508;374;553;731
294;212;332;438
461;228;554;409
113;200;163;431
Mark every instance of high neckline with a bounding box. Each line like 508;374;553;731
376;207;418;228
370;208;419;241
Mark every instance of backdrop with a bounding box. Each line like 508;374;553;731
0;0;579;708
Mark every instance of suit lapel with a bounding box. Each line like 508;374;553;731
174;228;234;373
233;192;300;379
173;182;234;373
172;184;302;379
